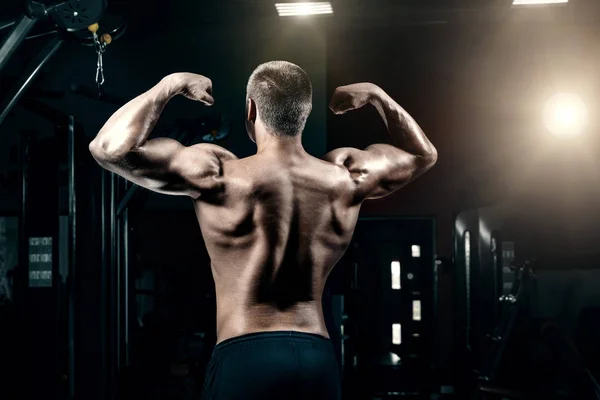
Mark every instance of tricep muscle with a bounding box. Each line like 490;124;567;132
92;137;237;198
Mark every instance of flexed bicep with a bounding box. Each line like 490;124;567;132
89;72;228;197
326;82;437;202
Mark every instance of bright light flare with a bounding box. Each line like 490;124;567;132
513;0;568;5
543;93;588;137
275;2;333;17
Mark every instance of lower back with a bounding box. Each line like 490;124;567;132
215;297;329;344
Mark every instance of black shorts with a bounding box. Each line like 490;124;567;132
200;331;342;400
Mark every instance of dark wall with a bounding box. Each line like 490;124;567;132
533;269;600;336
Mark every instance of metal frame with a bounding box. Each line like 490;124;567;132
98;130;133;399
0;36;65;126
17;112;72;398
0;15;38;73
17;102;81;399
67;116;76;399
0;0;72;127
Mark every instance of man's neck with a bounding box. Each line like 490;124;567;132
255;132;305;155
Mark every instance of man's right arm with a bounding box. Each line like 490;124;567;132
323;83;437;201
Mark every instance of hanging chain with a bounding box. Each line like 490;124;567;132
95;35;105;89
88;23;112;97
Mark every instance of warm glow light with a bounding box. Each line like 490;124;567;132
391;261;401;290
543;93;588;137
275;2;333;16
513;0;568;4
392;324;402;344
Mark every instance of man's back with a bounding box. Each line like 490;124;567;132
193;149;360;343
89;66;437;399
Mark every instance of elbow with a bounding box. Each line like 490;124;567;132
88;139;102;159
89;139;111;164
89;137;129;164
418;146;438;169
427;146;438;167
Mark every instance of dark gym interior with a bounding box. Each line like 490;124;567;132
1;0;600;399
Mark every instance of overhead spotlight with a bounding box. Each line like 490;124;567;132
512;0;568;5
275;2;333;17
543;93;588;137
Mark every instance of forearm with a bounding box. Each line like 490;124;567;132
90;75;181;161
369;86;437;161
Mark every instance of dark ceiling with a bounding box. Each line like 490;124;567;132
115;0;600;32
4;0;600;34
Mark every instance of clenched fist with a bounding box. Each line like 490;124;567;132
329;83;380;115
168;72;214;106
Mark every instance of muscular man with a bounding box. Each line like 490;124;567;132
90;61;437;399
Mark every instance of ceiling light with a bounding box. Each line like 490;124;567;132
513;0;568;5
275;2;333;17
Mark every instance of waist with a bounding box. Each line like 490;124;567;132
216;302;328;344
214;330;331;355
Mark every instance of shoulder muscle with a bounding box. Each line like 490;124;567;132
170;143;238;198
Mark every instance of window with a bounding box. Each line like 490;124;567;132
411;245;421;258
392;323;402;345
391;261;401;290
412;300;422;321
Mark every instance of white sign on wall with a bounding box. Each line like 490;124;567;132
29;237;53;287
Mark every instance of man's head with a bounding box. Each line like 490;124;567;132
245;61;313;142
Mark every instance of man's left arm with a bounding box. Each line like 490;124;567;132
89;73;237;199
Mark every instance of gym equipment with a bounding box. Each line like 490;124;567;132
479;262;534;386
0;0;126;127
475;261;535;399
48;0;107;31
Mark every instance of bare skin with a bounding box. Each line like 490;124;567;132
90;72;437;344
